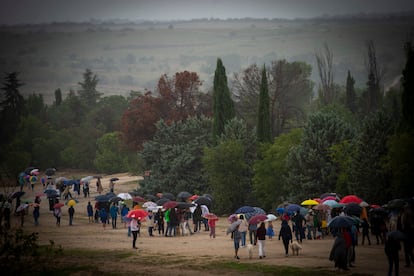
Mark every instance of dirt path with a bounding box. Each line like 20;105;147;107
9;172;412;275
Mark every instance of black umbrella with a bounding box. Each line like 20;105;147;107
177;191;192;202
386;198;407;209
156;198;170;206
24;166;36;175
11;191;25;198
202;194;214;202
369;207;389;218
45;167;57;176
95;195;111;202
110;177;119;182
44;189;59;197
162;192;176;201
109;196;122;203
194;196;212;207
328;215;355;229
145;194;158;201
105;192;117;198
344;203;363;216
387;230;406;241
129;191;141;196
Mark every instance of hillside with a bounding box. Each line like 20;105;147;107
1;17;413;104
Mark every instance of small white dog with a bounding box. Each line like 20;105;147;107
246;244;253;259
290;241;302;256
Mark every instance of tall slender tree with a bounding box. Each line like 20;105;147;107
365;40;383;113
402;40;414;129
345;70;357;113
212;58;235;140
78;69;102;106
257;65;271;143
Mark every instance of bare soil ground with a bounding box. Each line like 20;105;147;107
9;171;412;275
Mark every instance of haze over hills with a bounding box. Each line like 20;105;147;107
1;14;413;104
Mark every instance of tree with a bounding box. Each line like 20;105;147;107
315;43;335;106
253;128;302;210
0;72;24;145
157;71;204;122
401;40;414;129
212;58;235;140
345;70;357;113
94;132;129;173
286;109;353;201
138;116;213;195
364;40;383;114
54;88;62;106
233;60;312;138
77;69;102;106
257;65;271;144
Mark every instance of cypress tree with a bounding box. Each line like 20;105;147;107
212;58;235;140
257;65;271;143
345;70;357;113
402;41;414;129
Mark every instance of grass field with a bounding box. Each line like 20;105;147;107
1;17;413;104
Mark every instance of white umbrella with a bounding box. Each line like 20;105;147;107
16;203;29;213
81;176;94;183
117;192;132;200
265;214;277;221
142;201;157;208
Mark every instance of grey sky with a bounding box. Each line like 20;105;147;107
1;0;414;24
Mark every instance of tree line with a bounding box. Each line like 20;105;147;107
1;40;413;214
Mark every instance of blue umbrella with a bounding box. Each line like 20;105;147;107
285;204;301;213
276;207;285;214
235;206;255;214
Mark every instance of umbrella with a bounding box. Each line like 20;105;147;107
248;214;268;225
132;196;146;203
24;166;36;175
126;209;148;219
235;206;255;214
30;170;40;176
66;199;78;206
146;206;162;212
54;177;68;185
344;203;362;216
177;191;192;201
11;191;25;198
81;176;94;183
16;203;29;213
387;230;406;241
200;205;209;215
323;199;341;207
202;194;214;202
194;196;212;207
176;202;195;209
95;195;111;202
301;199;319;206
44;189;59;198
227;220;242;234
53;202;64;209
145;194;158;201
265;214;277;222
142;201;157;208
117;193;133;200
244;207;266;221
163;201;178;209
189;194;199;201
276;207;284;214
156;198;170;206
285;204;301;213
339;195;363;204
45;167;57;176
109;196;123;203
313;204;331;211
110;177;119;182
328;215;355;228
369;207;389;218
162;192;176;201
386;198;407;209
203;213;218;220
359;201;369;207
321;196;338;202
228;214;238;223
320;192;341;200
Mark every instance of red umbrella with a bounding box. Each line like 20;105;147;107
339;195;363;204
189;194;199;201
126;209;148;219
203;213;218;220
321;196;337;202
53;202;64;209
248;214;268;225
163;201;178;209
132;196;146;203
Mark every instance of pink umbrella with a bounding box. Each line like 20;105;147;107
321;196;337;202
248;214;268;225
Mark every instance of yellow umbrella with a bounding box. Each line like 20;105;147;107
301;199;319;206
67;199;77;207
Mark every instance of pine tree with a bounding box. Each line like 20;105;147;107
345;70;357;113
212;58;235;140
402;40;414;129
257;65;271;143
78;69;102;106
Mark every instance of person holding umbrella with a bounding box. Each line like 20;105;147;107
53;202;62;226
257;222;267;259
130;217;141;249
68;205;75;226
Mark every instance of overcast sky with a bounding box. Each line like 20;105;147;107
1;0;414;24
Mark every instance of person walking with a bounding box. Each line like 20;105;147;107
87;201;94;223
361;218;371;245
68;205;75;226
248;222;258;245
110;203;119;229
266;221;274;239
238;214;248;247
155;208;164;235
147;210;155;236
232;224;242;259
130;217;140;249
279;219;293;257
385;235;401;276
257;222;267;259
100;208;108;229
292;210;305;243
208;217;218;238
54;205;62;226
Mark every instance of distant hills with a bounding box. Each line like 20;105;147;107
1;15;413;104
